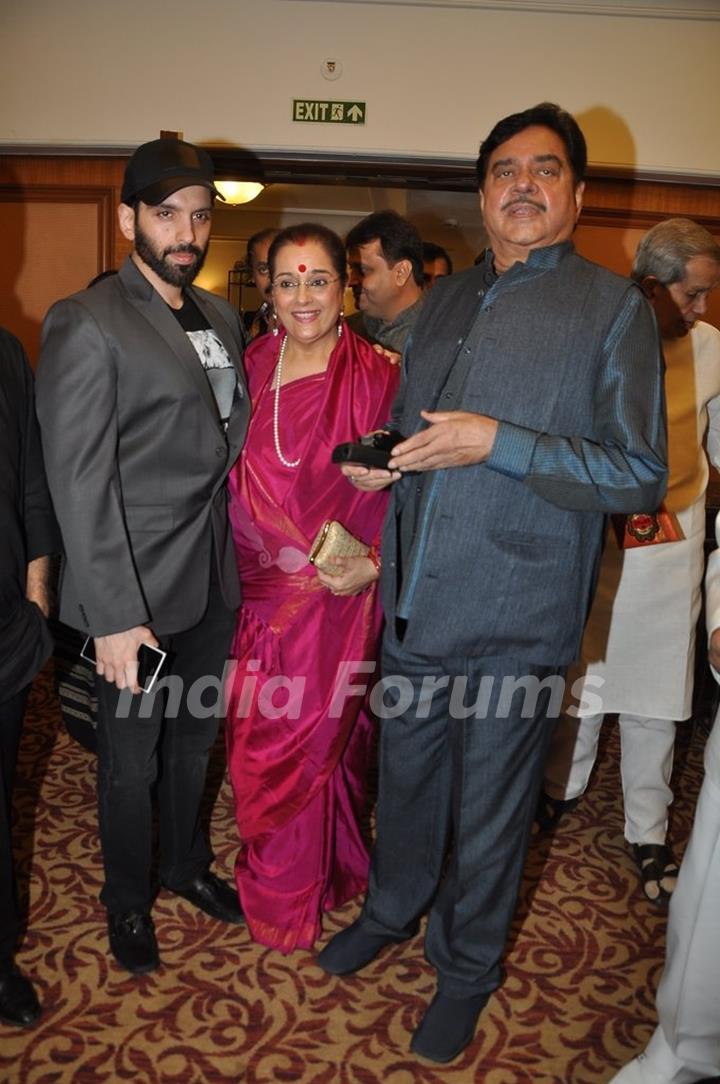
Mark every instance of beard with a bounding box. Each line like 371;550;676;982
134;221;208;287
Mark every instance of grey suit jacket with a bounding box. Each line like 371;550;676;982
36;257;250;637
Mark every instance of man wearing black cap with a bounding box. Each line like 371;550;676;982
36;139;250;975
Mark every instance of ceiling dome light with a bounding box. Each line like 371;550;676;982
215;180;264;206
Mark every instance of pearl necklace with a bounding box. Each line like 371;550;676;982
272;335;301;468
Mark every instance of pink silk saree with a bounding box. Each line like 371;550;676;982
225;327;399;952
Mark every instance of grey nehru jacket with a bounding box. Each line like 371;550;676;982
382;242;667;665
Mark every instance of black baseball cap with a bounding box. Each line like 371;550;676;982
121;138;220;206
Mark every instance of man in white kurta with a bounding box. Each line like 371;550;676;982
608;516;720;1083
543;219;720;903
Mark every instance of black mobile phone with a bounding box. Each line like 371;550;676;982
332;430;405;470
80;636;167;694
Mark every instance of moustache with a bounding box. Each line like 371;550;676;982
502;198;546;212
164;244;202;259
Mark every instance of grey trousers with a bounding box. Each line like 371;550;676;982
359;635;560;997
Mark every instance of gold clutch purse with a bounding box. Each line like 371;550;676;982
308;520;369;573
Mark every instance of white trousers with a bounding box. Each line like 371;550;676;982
544;712;676;845
608;716;720;1083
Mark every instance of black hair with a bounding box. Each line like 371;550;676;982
476;102;587;188
246;228;281;265
346;211;424;287
422;241;453;276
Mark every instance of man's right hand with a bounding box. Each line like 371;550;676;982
94;626;159;694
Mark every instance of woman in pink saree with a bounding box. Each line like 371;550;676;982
225;224;399;952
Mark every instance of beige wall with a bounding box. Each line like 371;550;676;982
1;0;719;174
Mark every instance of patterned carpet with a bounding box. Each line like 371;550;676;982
2;670;708;1084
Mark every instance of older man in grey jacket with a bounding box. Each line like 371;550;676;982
319;103;668;1064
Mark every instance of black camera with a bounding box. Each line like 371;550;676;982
332;430;405;470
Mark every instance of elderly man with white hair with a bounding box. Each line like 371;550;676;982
541;218;720;908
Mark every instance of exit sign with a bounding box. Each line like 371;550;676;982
292;99;366;125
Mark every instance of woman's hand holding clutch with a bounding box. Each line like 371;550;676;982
315;554;380;596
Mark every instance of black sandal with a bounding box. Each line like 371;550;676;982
632;843;679;906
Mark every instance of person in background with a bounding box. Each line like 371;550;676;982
345;210;424;352
243;228;280;339
540;219;720;907
422;241;453;288
608;511;720;1084
224;223;399;953
0;327;60;1027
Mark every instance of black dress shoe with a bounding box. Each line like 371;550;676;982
534;791;580;833
168;872;244;925
107;911;160;974
317;920;411;976
410;991;489;1063
0;969;42;1027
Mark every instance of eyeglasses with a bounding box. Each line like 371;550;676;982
252;262;270;275
271;276;341;295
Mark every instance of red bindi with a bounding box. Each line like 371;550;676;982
297;263;307;272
